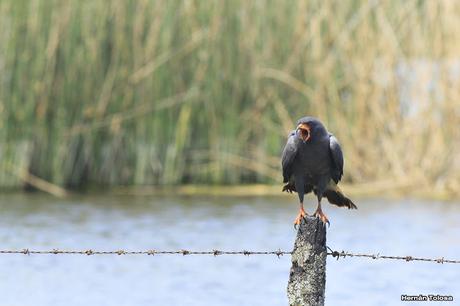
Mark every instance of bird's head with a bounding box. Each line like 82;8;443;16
296;116;327;143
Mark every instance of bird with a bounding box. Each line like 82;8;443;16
281;116;356;227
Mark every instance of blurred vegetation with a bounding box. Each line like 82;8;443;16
0;0;459;197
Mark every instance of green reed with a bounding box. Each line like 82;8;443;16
0;0;459;197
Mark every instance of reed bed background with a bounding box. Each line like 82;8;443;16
0;0;459;197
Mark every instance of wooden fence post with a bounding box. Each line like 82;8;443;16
287;217;327;306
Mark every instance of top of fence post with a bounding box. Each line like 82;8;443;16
287;217;327;306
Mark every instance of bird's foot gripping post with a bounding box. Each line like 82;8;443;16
287;216;327;306
313;206;330;227
293;205;308;229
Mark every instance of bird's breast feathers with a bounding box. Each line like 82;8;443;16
290;141;331;183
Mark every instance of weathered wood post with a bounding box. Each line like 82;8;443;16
287;217;327;306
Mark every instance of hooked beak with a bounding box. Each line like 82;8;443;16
296;123;311;142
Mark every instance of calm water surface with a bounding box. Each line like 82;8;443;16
0;193;459;306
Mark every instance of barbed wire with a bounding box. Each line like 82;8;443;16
0;249;291;257
326;247;460;264
0;248;458;264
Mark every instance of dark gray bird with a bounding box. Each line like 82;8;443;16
281;116;356;226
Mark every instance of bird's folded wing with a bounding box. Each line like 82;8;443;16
329;133;344;183
281;130;298;183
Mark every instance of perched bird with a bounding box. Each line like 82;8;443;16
281;116;356;227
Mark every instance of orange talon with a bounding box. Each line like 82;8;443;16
314;207;330;226
293;206;308;228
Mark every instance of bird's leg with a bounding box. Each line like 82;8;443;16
293;202;308;228
293;178;307;229
314;199;330;226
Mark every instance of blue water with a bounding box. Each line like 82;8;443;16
0;194;458;306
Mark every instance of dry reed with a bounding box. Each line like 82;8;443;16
0;0;459;197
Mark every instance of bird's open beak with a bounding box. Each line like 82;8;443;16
296;123;311;142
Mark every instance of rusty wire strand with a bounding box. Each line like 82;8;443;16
326;249;459;264
0;249;290;257
0;248;458;264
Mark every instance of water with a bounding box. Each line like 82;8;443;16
0;193;459;306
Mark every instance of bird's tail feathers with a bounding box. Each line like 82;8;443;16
324;182;357;209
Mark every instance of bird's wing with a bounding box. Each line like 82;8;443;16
281;130;298;183
329;133;344;183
